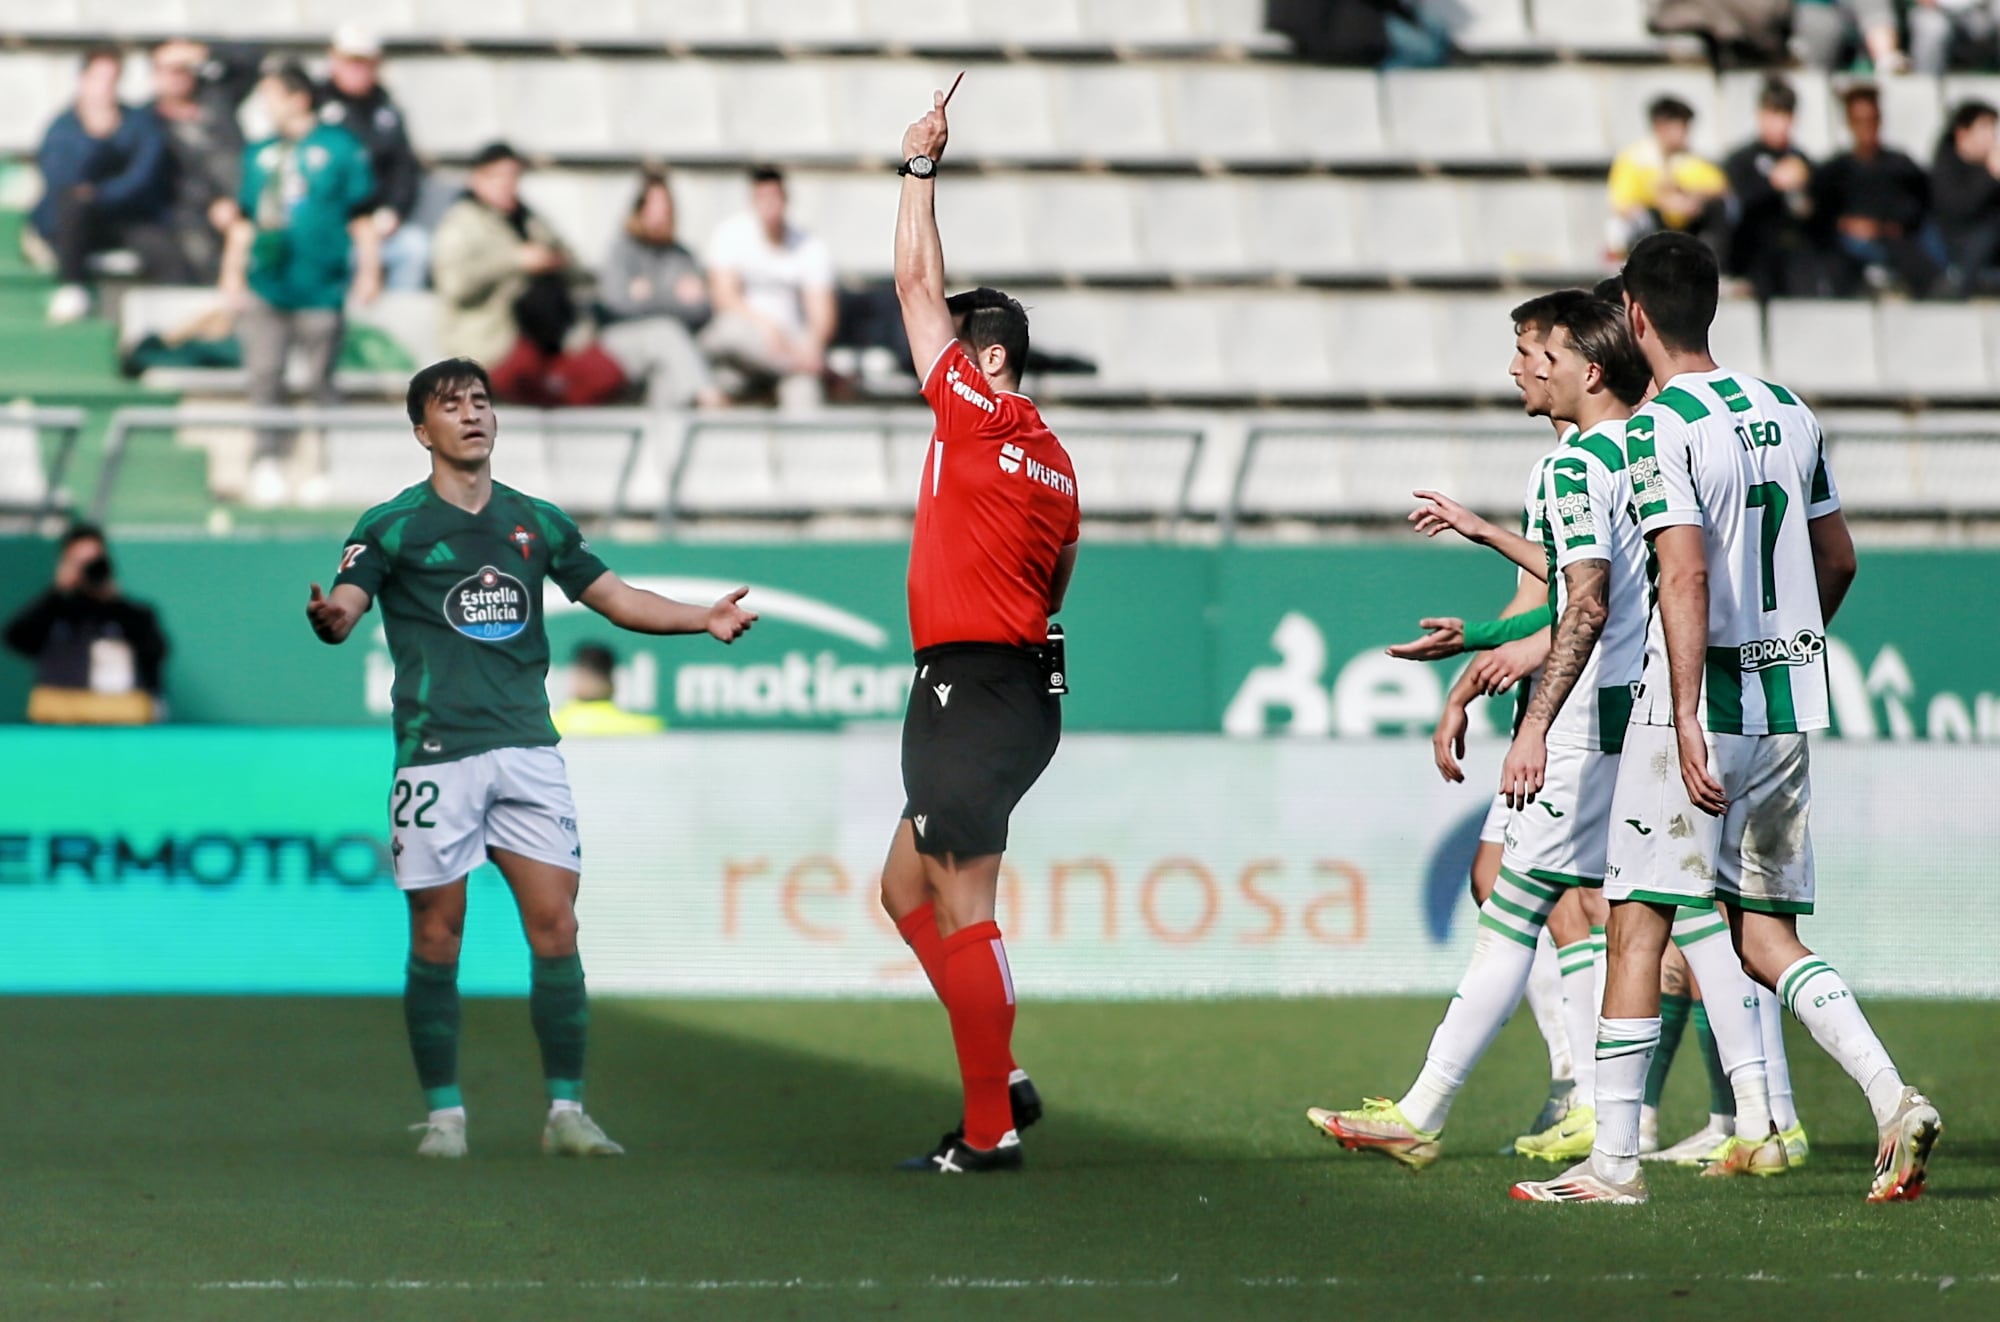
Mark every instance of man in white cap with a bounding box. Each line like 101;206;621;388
316;24;429;289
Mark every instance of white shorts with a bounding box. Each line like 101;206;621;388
1499;741;1618;888
1479;795;1512;846
389;745;582;890
1602;723;1815;915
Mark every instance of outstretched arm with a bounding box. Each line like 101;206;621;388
894;90;956;376
1408;489;1547;580
578;573;757;643
306;582;372;645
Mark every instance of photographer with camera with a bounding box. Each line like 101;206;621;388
4;524;170;725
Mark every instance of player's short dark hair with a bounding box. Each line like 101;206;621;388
571;642;616;679
1757;78;1798;116
1510;289;1591;338
749;164;785;187
1842;84;1881;114
1553;300;1651;407
1648;95;1696;125
262;58;315;102
80;44;123;71
947;286;1030;384
406;357;493;425
1593;273;1625;304
61;521;107;550
1622;231;1718;354
1950;99;1999;136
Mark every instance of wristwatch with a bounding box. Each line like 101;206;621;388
899;154;937;179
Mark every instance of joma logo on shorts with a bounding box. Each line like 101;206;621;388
1740;630;1826;672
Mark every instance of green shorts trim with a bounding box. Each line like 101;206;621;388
1720;891;1815;917
1611;888;1704;909
1496;865;1561;902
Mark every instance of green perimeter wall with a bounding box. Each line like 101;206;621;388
0;538;1990;741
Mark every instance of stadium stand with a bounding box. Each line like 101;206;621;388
3;1;1999;535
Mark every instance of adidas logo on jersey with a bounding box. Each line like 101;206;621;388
424;541;455;566
1739;629;1825;672
946;366;996;414
999;443;1023;474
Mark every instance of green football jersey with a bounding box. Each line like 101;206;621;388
334;481;610;767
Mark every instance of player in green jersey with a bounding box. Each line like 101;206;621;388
306;357;758;1159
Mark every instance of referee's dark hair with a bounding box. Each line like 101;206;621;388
406;357;494;425
947;286;1031;385
1510;289;1591;337
1553;300;1651;408
1622;231;1718;354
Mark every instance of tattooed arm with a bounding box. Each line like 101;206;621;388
1497;559;1608;809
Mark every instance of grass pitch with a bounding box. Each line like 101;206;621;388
4;996;1994;1320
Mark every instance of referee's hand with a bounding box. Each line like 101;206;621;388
901;89;949;163
707;587;758;644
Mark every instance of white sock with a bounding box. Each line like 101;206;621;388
1758;987;1800;1131
1674;913;1771;1139
549;1098;583;1117
1589;924;1607;1016
1525;932;1572;1084
1556;936;1600;1109
1778;954;1905;1126
429;1105;466;1124
1590;1016;1660;1185
1398;870;1557;1133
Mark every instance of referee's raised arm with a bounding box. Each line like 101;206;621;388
893;89;956;373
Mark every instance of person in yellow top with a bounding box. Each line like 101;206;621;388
1607;96;1730;261
552;642;664;736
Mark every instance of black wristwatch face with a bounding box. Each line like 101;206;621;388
902;154;936;178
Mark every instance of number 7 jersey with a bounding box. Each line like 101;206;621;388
1625;370;1841;735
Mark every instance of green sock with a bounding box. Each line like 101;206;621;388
403;955;462;1111
531;953;588;1103
1645;992;1693;1108
1692;1001;1735;1118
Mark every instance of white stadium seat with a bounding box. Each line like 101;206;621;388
1767;300;1879;396
502;60;618;158
1878;304;1989;400
1280;70;1390;162
1173;68;1288;162
1601;68;1724;157
635;0;756;41
384;58;504;157
1026;179;1145;279
1710;299;1769;380
1355;181;1474;279
1488;68;1611;166
1383;69;1495;164
1240;178;1363;278
414;0;531;35
1322;294;1445;395
749;0;865;43
0;54;71;157
932;178;1038;278
1463;180;1594;278
1134;179;1252;278
298;0;416;33
940;66;1063;163
604;62;729;158
1050;67;1176;162
717;63;841;158
1220;293;1333;394
1531;0;1660;54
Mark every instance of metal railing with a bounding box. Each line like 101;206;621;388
0;407;89;527
89;406;651;526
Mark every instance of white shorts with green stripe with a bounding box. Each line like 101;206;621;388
1602;723;1816;915
1498;740;1616;891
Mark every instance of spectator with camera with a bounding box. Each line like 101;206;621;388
3;524;170;725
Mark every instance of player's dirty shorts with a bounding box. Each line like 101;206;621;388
902;643;1061;858
1603;723;1815;915
1499;740;1617;889
389;745;582;890
1479;795;1513;846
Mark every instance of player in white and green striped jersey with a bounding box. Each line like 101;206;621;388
1515;232;1940;1207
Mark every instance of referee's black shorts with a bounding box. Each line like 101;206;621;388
901;643;1061;858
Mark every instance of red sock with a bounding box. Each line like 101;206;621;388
895;902;949;1000
899;904;1019;1074
940;921;1017;1150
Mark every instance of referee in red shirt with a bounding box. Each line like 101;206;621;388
882;88;1080;1174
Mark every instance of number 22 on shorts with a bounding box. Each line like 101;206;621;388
393;777;440;829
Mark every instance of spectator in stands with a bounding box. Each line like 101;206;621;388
1931;100;2000;293
32;45;187;324
1648;0;1792;68
1723;78;1828;300
1910;1;2000;74
1816;85;1948;296
702;166;836;411
3;523;169;725
148;39;260;285
552;642;663;736
598;171;725;408
1606;96;1730;261
1791;0;1907;71
315;26;430;290
433;142;624;407
220;61;381;509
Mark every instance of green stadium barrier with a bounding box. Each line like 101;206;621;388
0;539;1992;740
1;728;1993;995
